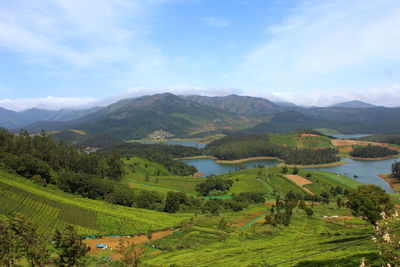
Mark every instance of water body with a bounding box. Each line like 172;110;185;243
181;158;280;177
306;157;398;193
182;157;398;192
331;134;372;139
140;140;206;149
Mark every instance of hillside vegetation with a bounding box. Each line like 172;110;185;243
0;171;189;235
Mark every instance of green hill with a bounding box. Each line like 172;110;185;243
0;170;190;235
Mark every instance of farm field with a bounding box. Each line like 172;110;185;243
268;133;333;148
142;203;379;267
0;170;190;235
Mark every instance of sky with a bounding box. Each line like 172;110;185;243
0;0;400;111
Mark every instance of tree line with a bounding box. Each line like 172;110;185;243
350;144;398;158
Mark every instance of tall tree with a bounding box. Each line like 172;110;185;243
53;225;88;267
347;185;394;225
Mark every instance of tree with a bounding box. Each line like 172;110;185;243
164;192;181;213
292;167;299;175
117;239;139;267
53;225;88;267
305;207;313;218
336;197;342;208
281;165;288;174
392;161;400;179
0;215;49;267
347;185;394;225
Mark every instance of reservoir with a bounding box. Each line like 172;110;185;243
181;158;280;177
182;157;398;192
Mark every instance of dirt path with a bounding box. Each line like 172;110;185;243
84;230;174;260
284;174;315;195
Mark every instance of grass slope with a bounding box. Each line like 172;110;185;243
268;133;333;148
142;204;378;267
0;171;190;235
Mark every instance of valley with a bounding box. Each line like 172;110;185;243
1;94;400;266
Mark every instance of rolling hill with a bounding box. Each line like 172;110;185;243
21;93;265;139
0;170;189;235
184;94;283;115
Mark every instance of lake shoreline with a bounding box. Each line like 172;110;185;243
348;155;400;161
214;157;284;164
277;161;348;169
378;174;400;192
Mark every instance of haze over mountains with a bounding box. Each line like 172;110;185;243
2;93;400;139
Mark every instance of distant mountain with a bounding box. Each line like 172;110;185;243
184;94;282;115
0;106;100;129
243;111;334;134
331;100;376;108
21;93;263;139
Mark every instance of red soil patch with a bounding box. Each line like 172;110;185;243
84;230;174;260
284;174;315;195
301;133;320;137
222;126;233;130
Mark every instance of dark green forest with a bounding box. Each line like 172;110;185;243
102;142;200;176
205;134;340;165
349;144;398;158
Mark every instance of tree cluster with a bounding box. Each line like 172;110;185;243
195;178;234;196
103;142;199;175
391;161;400;179
0;216;87;267
206;134;340;165
350;144;398;158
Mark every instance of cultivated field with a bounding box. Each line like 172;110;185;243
0;171;190;235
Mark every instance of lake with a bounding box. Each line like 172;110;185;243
140;140;206;148
182;157;398;192
306;157;398;193
181;158;280;177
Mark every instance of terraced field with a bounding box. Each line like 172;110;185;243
268;133;333;148
0;171;190;235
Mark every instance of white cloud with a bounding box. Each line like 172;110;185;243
0;96;96;111
229;0;400;91
202;17;230;27
0;0;170;75
266;85;400;107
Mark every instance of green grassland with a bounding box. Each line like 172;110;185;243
0;170;190;235
299;170;361;195
268;133;333;148
142;203;379;267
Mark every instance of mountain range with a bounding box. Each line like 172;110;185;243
2;93;400;139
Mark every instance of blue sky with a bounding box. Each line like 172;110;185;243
0;0;400;110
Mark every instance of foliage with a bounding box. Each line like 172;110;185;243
347;185;394;225
0;215;49;267
195;178;233;196
349;144;398;158
206;134;340;165
117;239;139;267
53;225;88;267
392;161;400;179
